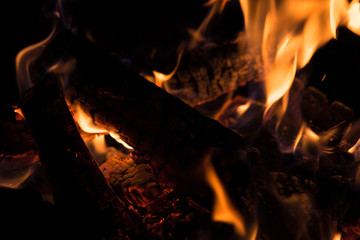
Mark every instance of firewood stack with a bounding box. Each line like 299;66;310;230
1;28;360;240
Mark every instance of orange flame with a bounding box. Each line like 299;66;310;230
153;48;184;87
71;102;133;150
348;138;360;154
236;102;251;116
14;108;25;120
204;154;246;236
333;233;342;240
72;103;108;134
16;27;56;96
188;0;230;49
109;131;134;150
239;0;360;111
347;0;360;35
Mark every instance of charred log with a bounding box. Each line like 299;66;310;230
21;79;140;239
33;31;254;197
162;34;262;106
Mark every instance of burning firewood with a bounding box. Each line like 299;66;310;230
31;31;254;195
20;73;249;239
158;34;263;107
19;29;360;239
0;106;39;189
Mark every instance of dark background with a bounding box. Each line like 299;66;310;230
1;0;360;238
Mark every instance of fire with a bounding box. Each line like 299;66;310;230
348;0;360;35
71;102;133;150
16;27;57;96
72;103;108;134
188;0;230;49
333;233;342;240
239;0;360;111
109;131;134;150
153;48;184;87
204;154;246;236
14;108;25;120
348;138;360;155
237;102;251;116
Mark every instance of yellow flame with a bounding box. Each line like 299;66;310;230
109;131;134;150
188;0;230;49
204;154;246;236
239;0;360;112
14;108;25;120
71;103;133;150
90;134;108;154
72;103;108;134
153;48;184;87
349;138;360;154
236;102;251;116
16;27;56;96
333;233;341;240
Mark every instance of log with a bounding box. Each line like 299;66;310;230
161;34;263;106
21;79;141;239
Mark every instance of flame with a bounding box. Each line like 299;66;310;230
16;27;57;96
14;108;25;120
347;0;360;34
188;0;230;49
90;134;108;154
236;102;251;116
249;224;258;240
0;165;35;189
153;48;184;87
71;102;133;150
293;124;306;152
204;154;246;236
333;233;342;240
109;131;134;150
239;0;360;111
72;103;108;134
348;138;360;154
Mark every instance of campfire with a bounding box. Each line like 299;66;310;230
1;0;360;239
